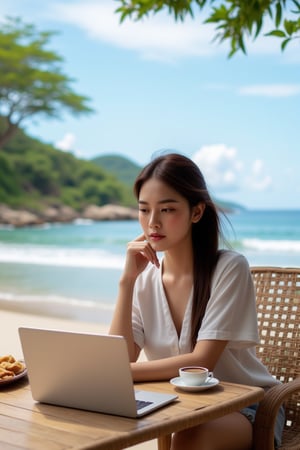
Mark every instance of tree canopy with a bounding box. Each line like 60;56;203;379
0;17;94;149
115;0;300;56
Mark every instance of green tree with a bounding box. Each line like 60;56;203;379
0;16;93;149
115;0;300;56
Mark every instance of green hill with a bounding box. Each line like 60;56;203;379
0;117;135;211
92;154;141;186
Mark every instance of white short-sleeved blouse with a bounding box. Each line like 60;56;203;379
132;250;279;388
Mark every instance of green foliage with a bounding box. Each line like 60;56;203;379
81;177;127;205
0;153;21;202
266;0;300;50
115;0;300;56
0;116;136;211
17;151;60;195
0;16;94;148
60;187;85;210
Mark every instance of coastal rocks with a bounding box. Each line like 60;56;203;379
82;204;138;221
0;204;43;227
41;206;79;223
0;203;138;227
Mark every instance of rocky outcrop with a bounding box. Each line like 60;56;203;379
0;203;138;227
41;206;79;223
82;204;138;221
0;204;43;227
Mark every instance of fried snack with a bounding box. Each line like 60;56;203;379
0;354;15;363
0;367;15;380
1;360;25;374
0;355;25;381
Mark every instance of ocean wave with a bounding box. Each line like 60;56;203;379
242;238;300;252
0;238;299;269
0;243;125;269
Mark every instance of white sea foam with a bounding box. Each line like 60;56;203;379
73;218;94;225
242;238;300;252
1;238;299;270
0;243;125;269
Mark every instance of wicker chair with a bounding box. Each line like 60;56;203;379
251;267;300;450
157;266;300;450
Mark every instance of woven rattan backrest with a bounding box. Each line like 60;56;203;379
251;267;300;383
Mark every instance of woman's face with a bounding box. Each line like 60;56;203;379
138;178;204;253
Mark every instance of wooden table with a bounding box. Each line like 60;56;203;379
0;376;264;450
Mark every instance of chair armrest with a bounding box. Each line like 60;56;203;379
253;377;300;450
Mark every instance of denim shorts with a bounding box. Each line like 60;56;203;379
240;403;285;449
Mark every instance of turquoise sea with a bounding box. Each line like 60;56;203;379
0;210;299;324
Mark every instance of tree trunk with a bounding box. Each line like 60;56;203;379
0;122;19;150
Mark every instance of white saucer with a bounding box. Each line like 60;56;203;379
170;376;219;392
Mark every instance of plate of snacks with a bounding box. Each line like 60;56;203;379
0;355;27;386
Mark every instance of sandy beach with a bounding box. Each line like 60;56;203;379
0;310;156;450
0;310;109;359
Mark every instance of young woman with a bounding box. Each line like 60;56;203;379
109;152;284;450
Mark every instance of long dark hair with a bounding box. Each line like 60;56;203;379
134;152;222;346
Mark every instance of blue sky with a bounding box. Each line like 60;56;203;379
1;0;299;210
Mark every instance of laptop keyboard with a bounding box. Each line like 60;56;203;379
136;399;153;410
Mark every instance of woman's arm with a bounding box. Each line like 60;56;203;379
131;339;228;381
109;276;140;361
109;234;160;361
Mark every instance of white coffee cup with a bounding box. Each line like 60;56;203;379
179;366;213;386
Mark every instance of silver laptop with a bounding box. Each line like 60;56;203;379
18;327;177;418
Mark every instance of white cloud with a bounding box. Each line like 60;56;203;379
239;84;300;97
49;0;222;62
192;144;243;191
55;132;85;158
56;132;76;151
192;145;272;194
204;83;300;98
